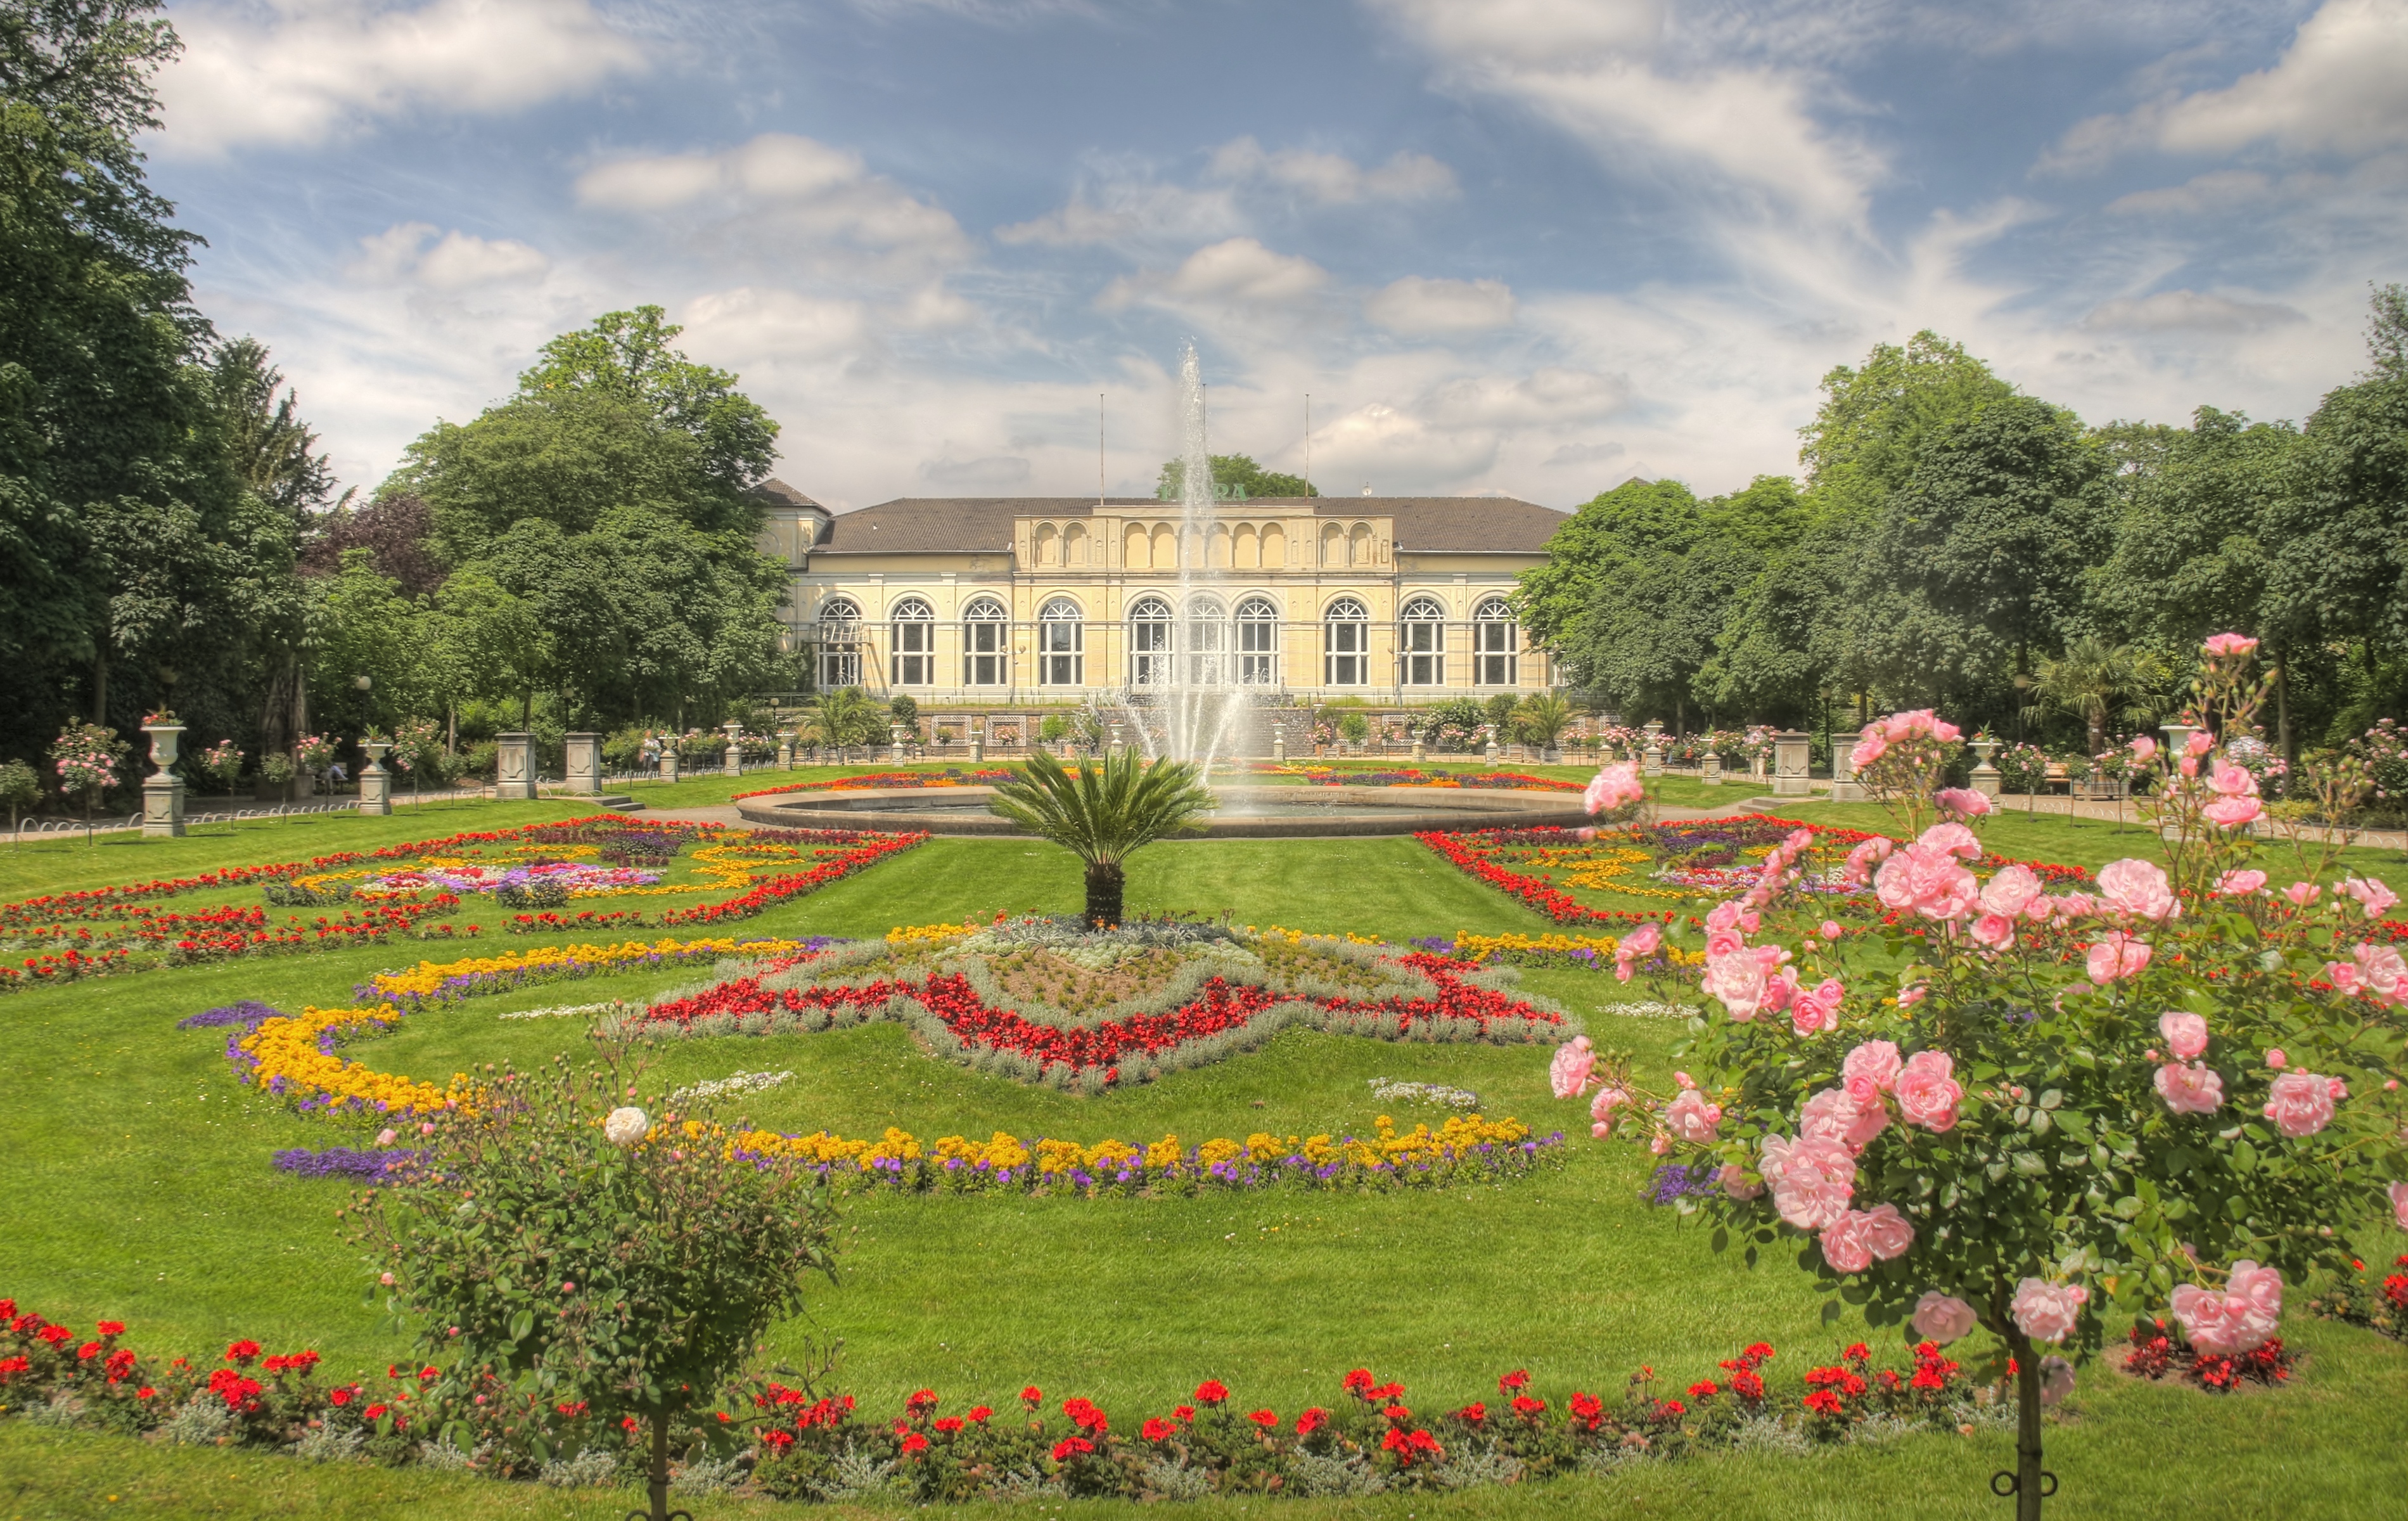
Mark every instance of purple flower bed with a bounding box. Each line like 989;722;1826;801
1645;1161;1722;1205
271;1146;426;1181
176;1000;285;1029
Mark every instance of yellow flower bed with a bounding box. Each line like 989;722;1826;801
366;937;822;1003
237;1005;468;1116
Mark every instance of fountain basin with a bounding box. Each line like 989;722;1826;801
736;785;1591;838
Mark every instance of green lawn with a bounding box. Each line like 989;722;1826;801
3;807;2405;1520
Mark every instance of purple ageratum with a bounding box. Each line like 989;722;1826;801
272;1146;426;1181
1644;1162;1722;1206
179;1000;284;1030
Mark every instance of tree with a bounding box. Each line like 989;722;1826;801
1513;692;1573;749
987;748;1213;927
2025;636;2168;755
357;1055;837;1521
298;492;444;596
516;305;779;491
1155;452;1315;500
0;757;37;842
807;686;878;750
210;336;347;520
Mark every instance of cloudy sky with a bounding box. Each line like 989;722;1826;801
149;0;2408;511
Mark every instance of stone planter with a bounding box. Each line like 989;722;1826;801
1701;752;1723;785
563;733;601;796
358;741;393;816
140;723;186;838
494;733;537;801
1970;738;2002;798
1772;729;1812;796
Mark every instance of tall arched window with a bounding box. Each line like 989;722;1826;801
962;597;1008;687
1235;596;1278;686
1039;598;1084;687
1323;597;1368;687
1475;597;1518;687
816;598;862;689
1127;595;1173;687
1184;594;1226;685
889;597;935;686
1400;596;1445;686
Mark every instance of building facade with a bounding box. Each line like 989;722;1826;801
753;483;1568;705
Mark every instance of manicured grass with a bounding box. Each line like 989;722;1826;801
3;821;2406;1519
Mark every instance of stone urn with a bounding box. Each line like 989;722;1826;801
358;740;394;816
777;730;797;771
1701;752;1723;785
1641;720;1665;777
140;722;186;838
1969;738;2002;798
722;721;745;778
1271;722;1286;764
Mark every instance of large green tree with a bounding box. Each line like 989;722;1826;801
1155;452;1316;499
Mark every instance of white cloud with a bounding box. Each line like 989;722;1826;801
1206;138;1458;203
1419;367;1629;428
577;133;974;279
2082;290;2307;333
994;180;1242;248
158;0;644;157
1364;0;1666;68
1101;238;1331;311
678;288;873;363
2046;0;2408;170
1366;276;1518;335
347;223;551;288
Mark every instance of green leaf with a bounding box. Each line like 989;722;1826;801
509;1309;534;1344
1821;1300;1845;1326
2038;1089;2063;1110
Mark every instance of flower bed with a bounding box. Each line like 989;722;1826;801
733;769;1016;801
1247;763;1582;793
0;1299;2009;1501
625;920;1575;1089
361;936;843;1008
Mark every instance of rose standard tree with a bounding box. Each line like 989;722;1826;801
1561;639;2406;1518
352;1053;839;1521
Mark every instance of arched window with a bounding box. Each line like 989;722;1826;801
1235;596;1279;686
1323;597;1368;687
816;597;862;689
1127;595;1173;687
1475;597;1518;687
962;597;1008;687
889;597;935;687
1039;598;1084;686
1400;596;1445;686
1184;594;1226;686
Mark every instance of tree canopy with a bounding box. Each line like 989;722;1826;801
1155;452;1316;499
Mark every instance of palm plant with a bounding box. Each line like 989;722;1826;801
987;748;1214;928
1515;692;1573;750
2027;637;2170;755
810;687;877;752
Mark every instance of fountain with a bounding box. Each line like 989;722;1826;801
1110;341;1248;771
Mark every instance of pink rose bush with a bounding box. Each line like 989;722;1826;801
1583;761;1645;819
1556;646;2407;1487
1549;1037;1597;1100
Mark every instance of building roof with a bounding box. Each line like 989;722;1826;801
752;478;824;510
805;496;1568;556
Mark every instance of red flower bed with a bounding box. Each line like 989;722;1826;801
641;951;1564;1082
656;831;924;925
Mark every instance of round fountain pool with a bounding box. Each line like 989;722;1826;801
735;784;1591;838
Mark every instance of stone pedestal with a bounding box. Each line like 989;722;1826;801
1411;737;1426;762
968;725;985;764
494;732;537;801
1970;738;2002;798
358;741;393;816
1641;721;1665;777
888;724;907;765
1772;729;1812;796
563;733;601;795
777;731;796;771
1271;724;1286;765
1828;736;1866;802
2161;722;2196;762
660;750;680;785
1484;740;1501;766
140;724;186;838
1108;721;1125;756
722;721;745;778
1701;752;1723;786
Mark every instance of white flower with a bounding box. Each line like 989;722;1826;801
603;1107;649;1147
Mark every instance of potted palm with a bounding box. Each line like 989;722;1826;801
987;748;1214;928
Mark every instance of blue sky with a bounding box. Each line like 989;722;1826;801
149;0;2408;511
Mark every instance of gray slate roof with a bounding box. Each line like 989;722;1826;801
805;496;1568;556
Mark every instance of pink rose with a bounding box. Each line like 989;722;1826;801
1703;947;1773;1022
1762;1134;1855;1231
1893;1050;1963;1133
2186;729;2215;757
1912;1292;1978;1344
2053;890;2097;918
1802;1085;1888;1153
2265;1048;2286;1069
1574;826;1598;842
1820;1212;1873;1274
1584;761;1645;816
2097;858;2179;921
2158;1011;2208;1062
2203;795;2262;828
1935;786;1992;819
1841;836;1895;887
1590;1087;1628;1126
1549;1037;1596;1099
1790;977;1843;1036
1978;864;2044;919
1850;733;1887;769
1612;921;1662;984
1916;822;1982;860
2154;1062;2223;1115
2038;1356;2075;1408
2216;869;2267;895
2086;931;2152;984
2201;632;2259;658
1663;1088;1724;1144
2011;1278;2089;1344
2171;1262;2282;1355
1715;1164;1764;1200
1841;1039;1903;1101
2262;1070;2335;1138
1875;844;1980;922
1969;913;2015;951
2390;1181;2408;1231
2129;735;2158;762
1820;920;1843;941
2206;757;2258;799
1859;1202;1914;1260
2283;881;2319;907
2340;877;2400;918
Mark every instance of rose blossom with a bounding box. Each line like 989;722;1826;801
1820;920;1843;941
1762;1134;1855;1231
1841;1039;1903;1102
2154;1062;2223;1116
1918;821;1982;861
1704;946;1790;1022
2391;1181;2408;1231
1549;1037;1596;1099
1912;1292;1978;1344
2265;1048;2286;1068
1584;761;1645;816
2129;735;2158;762
2085;931;2152;984
1790;978;1843;1036
1803;1086;1888;1153
1970;913;2016;951
1589;1087;1628;1138
2262;1070;2336;1138
1664;1088;1725;1143
1978;863;2044;919
2207;757;2258;799
2339;876;2400;917
1715;1164;1764;1200
2283;881;2320;907
2010;1279;2089;1344
1819;1212;1874;1274
2202;632;2259;658
2170;1262;2283;1355
603;1107;648;1147
1893;1050;1963;1133
1859;1202;1914;1261
1875;844;1980;922
1841;836;1894;887
2158;1011;2209;1062
2203;795;2263;828
2097;858;2179;921
1935;786;1992;819
2216;869;2268;895
1612;921;1662;982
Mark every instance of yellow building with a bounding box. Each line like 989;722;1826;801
753;482;1568;705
